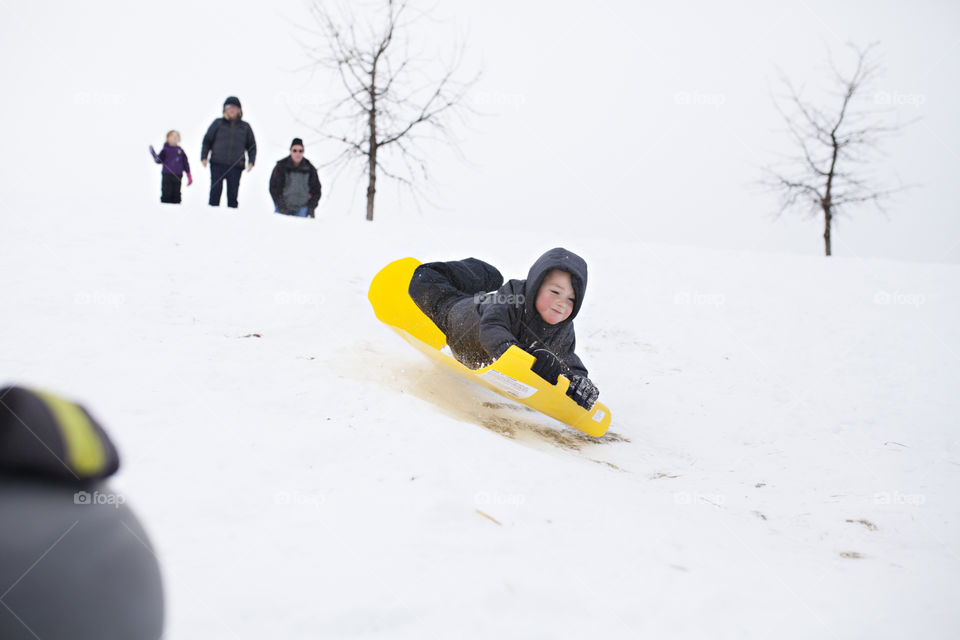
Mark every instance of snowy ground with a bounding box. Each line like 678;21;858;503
2;202;959;638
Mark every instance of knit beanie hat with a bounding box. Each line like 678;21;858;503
290;138;304;149
223;96;242;110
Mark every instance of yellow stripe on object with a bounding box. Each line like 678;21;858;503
34;389;106;476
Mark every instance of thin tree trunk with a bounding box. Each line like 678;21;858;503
366;116;377;221
366;64;378;222
366;136;377;221
822;133;840;257
823;206;832;256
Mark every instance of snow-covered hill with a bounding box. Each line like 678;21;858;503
2;201;957;638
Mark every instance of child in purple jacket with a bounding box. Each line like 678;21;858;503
149;130;192;204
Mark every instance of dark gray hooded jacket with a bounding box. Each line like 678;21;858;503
201;116;257;167
445;248;589;376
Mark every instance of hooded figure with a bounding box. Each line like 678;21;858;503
200;96;257;208
200;96;256;168
410;248;596;407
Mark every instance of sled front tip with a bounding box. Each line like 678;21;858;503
489;346;612;437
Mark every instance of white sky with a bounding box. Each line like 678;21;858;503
1;0;957;262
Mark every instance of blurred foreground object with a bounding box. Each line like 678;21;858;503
0;386;164;640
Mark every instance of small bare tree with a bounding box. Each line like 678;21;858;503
302;0;477;221
765;43;906;256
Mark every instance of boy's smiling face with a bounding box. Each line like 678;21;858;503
535;269;575;325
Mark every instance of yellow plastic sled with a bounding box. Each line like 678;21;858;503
368;257;611;437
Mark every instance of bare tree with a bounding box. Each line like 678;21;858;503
301;0;477;221
764;43;907;256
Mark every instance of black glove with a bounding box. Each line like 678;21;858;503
528;347;563;385
566;375;599;410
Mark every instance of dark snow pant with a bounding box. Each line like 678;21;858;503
409;258;503;336
410;259;505;368
209;163;243;208
160;172;182;204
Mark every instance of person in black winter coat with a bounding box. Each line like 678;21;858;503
200;96;256;208
269;138;322;218
409;248;600;410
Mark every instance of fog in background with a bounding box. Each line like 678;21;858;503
1;0;957;262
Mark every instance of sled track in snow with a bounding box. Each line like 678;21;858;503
337;341;629;457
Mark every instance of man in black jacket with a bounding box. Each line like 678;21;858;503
200;96;257;208
269;138;322;218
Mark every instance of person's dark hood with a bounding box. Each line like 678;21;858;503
223;95;243;119
522;247;588;327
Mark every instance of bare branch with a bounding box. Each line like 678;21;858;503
763;42;911;255
302;0;478;220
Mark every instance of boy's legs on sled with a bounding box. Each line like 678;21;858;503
409;258;503;335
